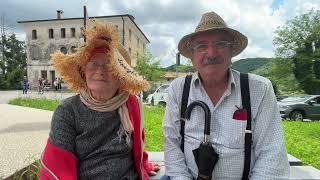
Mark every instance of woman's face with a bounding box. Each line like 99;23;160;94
85;53;120;96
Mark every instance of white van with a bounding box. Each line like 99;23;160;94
146;84;169;106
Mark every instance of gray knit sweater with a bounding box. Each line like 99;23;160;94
49;95;138;180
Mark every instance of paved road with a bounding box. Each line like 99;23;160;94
0;90;75;178
0;104;52;178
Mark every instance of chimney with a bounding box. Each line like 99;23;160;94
57;9;64;19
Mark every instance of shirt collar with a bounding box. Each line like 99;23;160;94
193;68;236;93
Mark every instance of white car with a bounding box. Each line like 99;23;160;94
146;84;169;106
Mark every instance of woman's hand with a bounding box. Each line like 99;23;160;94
148;162;161;176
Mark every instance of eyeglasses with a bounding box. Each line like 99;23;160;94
86;62;112;71
191;41;232;53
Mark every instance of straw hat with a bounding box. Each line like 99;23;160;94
51;20;149;94
178;11;248;59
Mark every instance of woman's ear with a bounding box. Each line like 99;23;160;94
78;65;86;80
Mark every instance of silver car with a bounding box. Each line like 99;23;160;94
278;95;320;121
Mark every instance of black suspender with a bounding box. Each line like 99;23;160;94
180;73;252;180
240;73;252;180
180;75;192;153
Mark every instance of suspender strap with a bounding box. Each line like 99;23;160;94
180;75;192;153
240;73;252;180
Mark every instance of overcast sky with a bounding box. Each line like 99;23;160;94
1;0;319;67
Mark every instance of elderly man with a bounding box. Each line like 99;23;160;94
162;12;290;180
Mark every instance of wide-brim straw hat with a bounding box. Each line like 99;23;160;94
51;20;149;94
178;12;248;59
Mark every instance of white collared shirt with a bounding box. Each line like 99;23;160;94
162;69;290;180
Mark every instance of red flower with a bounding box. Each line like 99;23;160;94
233;106;247;121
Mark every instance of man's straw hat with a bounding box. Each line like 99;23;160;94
178;11;248;59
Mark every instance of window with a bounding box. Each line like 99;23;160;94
46;44;56;59
32;29;37;40
60;47;67;54
61;28;66;38
129;29;132;41
136;52;139;58
41;70;47;79
129;47;131;55
49;29;54;39
137;38;139;47
314;97;320;104
70;28;76;37
157;85;169;93
31;45;41;60
115;25;118;29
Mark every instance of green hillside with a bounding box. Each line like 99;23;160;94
231;58;271;73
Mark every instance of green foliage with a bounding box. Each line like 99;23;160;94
274;9;320;58
176;65;195;72
0;33;27;90
162;61;195;73
283;121;320;169
292;52;320;94
273;9;320;94
135;51;165;82
269;58;304;95
231;58;271;73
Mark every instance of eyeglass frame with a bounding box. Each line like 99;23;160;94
188;40;233;53
85;61;113;71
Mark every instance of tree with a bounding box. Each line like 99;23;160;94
0;33;27;90
176;64;195;72
134;51;164;82
273;9;320;94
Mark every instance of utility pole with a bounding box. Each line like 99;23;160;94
83;6;88;42
0;14;6;74
176;52;180;78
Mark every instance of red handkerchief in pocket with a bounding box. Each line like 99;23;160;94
233;107;247;121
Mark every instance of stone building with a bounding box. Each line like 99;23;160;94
18;10;149;87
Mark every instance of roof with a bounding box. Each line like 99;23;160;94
17;14;150;43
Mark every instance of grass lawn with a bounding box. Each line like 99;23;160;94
9;98;320;169
283;121;320;169
9;97;60;111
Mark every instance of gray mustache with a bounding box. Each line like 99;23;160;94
202;57;224;65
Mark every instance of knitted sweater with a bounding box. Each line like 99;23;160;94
40;95;154;180
49;95;138;179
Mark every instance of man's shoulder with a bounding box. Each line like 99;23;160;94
248;73;271;84
231;69;271;87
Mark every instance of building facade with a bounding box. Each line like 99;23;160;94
18;11;149;87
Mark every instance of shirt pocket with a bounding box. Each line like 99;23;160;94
218;119;247;149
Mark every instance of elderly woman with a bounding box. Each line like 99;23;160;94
40;21;160;180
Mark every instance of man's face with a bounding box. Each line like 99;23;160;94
190;31;232;77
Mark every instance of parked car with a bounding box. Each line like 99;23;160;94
146;84;169;106
277;95;320;121
276;95;289;101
